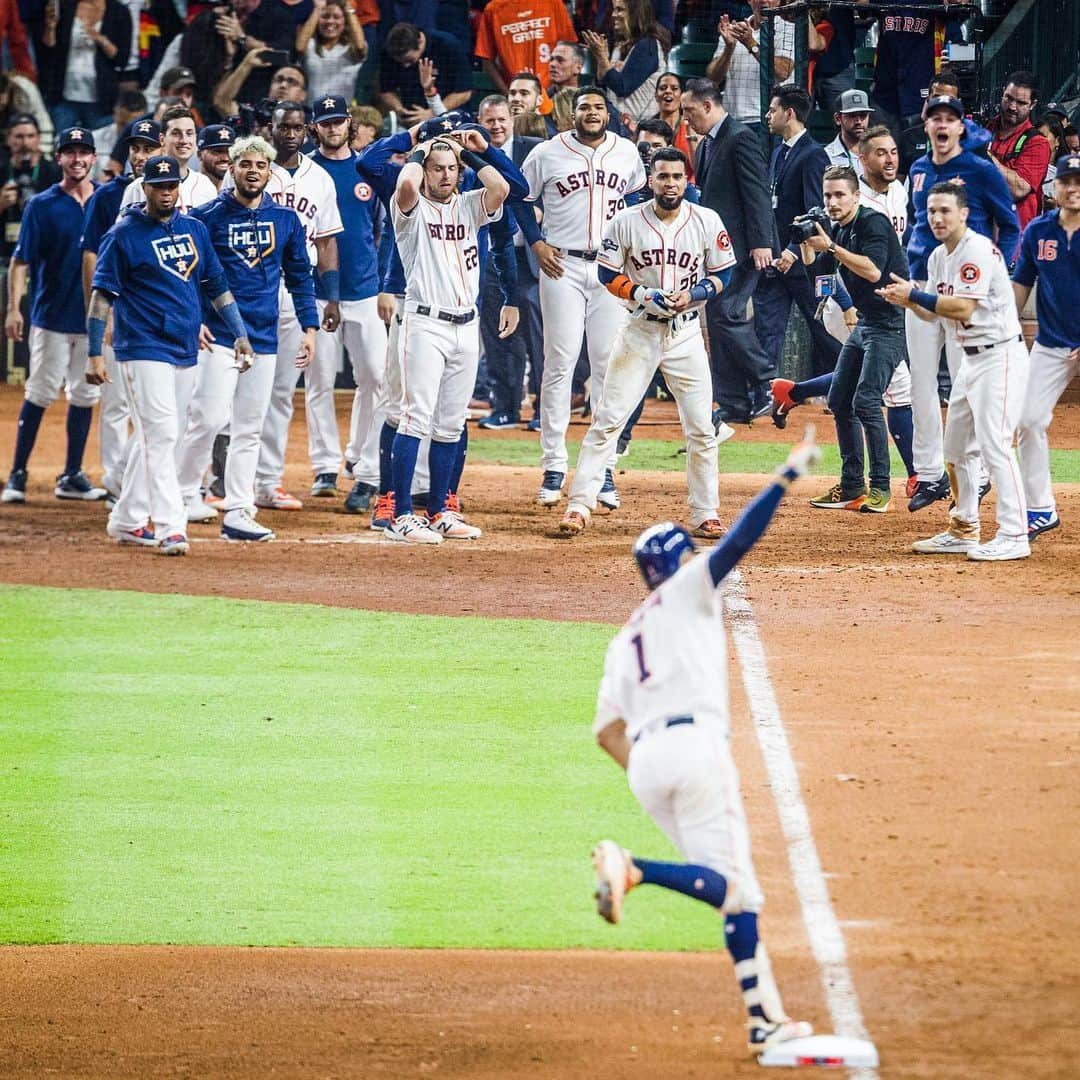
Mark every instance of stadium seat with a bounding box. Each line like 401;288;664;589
668;42;715;80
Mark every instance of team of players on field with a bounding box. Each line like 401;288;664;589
2;87;1078;561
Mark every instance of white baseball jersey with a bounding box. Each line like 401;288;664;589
927;229;1021;348
598;200;737;304
391;188;501;312
594;555;729;741
222;156;343;265
523;130;646;252
860;176;908;242
119;168;218;215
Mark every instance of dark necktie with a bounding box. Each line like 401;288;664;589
772;142;791;186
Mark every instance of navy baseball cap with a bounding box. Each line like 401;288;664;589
56;126;95;152
312;94;350;123
418;114;459;142
143;154;182;184
9;111;38;130
197;124;236;150
125;117;162;145
1055;153;1080;179
925;94;965;119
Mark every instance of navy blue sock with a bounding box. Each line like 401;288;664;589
631;857;728;907
426;438;457;517
725;911;768;1022
379;421;397;495
390;432;420;516
449;423;468;495
887;405;915;478
792;373;832;403
64;404;93;475
12;400;46;472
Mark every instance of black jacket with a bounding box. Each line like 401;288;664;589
41;0;132;109
769;130;830;257
694;112;775;262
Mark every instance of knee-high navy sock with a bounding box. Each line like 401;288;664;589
379;421;397;495
887;405;915;477
427;438;457;517
449;422;468;494
64;404;93;475
726;911;786;1024
12;400;46;472
390;432;420;516
791;372;832;403
631;857;728;907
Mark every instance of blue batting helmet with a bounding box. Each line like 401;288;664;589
632;522;696;591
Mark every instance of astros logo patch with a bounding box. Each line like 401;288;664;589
227;221;276;267
959;262;980;284
717;230;732;251
152;234;200;281
354;181;373;202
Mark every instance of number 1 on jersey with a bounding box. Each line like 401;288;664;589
631;632;651;683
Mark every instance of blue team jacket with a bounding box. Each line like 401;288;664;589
190;191;318;354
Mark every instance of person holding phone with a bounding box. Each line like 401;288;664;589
208;0;296;108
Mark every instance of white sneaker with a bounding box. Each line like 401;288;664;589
385;512;443;544
912;530;978;555
591;840;632;925
185;496;218;523
427;510;481;539
967;534;1030;561
716;421;736;445
221;508;275;542
748;1019;814;1055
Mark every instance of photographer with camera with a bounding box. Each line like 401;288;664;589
802;165;909;514
0;114;60;260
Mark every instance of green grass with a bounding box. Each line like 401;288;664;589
0;585;726;950
468;435;1080;482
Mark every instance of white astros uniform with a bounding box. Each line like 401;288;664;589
593;553;763;914
119;169;219;214
391;187;501;441
928;229;1029;539
221;158;343;493
522;131;647;472
567;201;736;524
822;178;912;407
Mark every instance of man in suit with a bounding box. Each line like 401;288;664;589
682;77;777;425
755;84;842;379
476;93;547;430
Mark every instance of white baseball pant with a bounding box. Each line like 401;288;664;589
175;345;277;508
823;298;911;405
24;327;99;409
943;339;1030;540
375;298;429;491
567;314;718;524
99;346;130;496
628;721;763;914
256;285;304;493
1017;342;1079;515
538;257;628;473
306;296;386;480
398;305;478;443
109;359;195;539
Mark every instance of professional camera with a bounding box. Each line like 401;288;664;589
637;139;654;175
790;205;832;244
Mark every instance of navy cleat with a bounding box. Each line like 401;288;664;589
1027;509;1060;540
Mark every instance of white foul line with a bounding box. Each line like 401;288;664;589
723;569;878;1080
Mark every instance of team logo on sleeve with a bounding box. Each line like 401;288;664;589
602;237;619;253
227;221;276;267
959;263;980;284
354;181;373;202
717;230;731;251
152;233;200;280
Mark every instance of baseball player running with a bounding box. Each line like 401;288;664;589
387;130;510;543
305;94;386;504
178;136;319;542
119;106;217;213
2;127;104;505
522;87;647;506
590;427;821;1056
558;147;735;539
87;154;253;555
1013;153;1080;541
879;180;1030;561
79;118;163;504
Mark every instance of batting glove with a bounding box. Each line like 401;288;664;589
640;288;674;319
777;424;823;479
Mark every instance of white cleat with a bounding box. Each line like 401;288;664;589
385;512;443;544
591;840;632;925
537;470;565;506
966;534;1030;562
427;510;481;539
221;508;275;542
716;421;736;445
911;530;978;555
185;496;218;523
747;1018;814;1055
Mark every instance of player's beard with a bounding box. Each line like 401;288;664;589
655;192;683;212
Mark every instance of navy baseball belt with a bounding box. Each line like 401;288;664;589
963;334;1022;356
633;715;694;743
409;303;476;325
562;248;599;260
645;310;699;324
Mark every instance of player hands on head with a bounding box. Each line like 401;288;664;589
590;428;822;1057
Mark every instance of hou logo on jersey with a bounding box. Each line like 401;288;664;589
228;221;276;268
554;168;630;199
152;234;199;281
